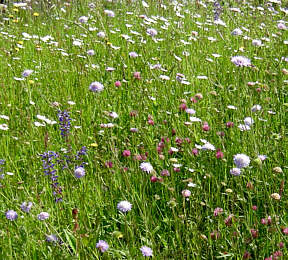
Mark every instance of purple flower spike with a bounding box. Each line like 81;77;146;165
58;110;71;138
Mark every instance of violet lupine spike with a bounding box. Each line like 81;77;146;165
75;146;88;167
0;159;5;179
58;110;71;138
58;146;88;170
40;151;63;202
60;154;71;170
77;146;87;157
213;0;223;21
0;159;5;173
0;159;5;166
40;151;58;175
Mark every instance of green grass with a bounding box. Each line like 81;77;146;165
0;0;287;259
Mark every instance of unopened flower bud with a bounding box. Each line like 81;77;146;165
271;193;281;200
273;167;283;174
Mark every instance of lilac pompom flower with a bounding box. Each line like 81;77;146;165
182;190;191;198
140;246;153;257
140;162;154;173
21;202;33;213
117;200;132;213
6;210;18;221
74;167;85;178
38;212;50;221
79;16;88;24
89;82;104;92
233;154;250;168
22;69;34;77
230;168;241;176
231;56;251;67
147;28;157;37
96;240;109;253
46;234;58;244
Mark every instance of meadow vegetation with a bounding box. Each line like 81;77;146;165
0;0;287;259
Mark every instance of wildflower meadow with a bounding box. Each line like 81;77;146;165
0;0;287;259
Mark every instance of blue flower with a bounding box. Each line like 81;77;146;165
6;210;18;221
40;151;62;202
46;234;58;244
58;110;71;138
96;240;109;253
74;167;85;178
140;246;153;257
20;202;33;213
